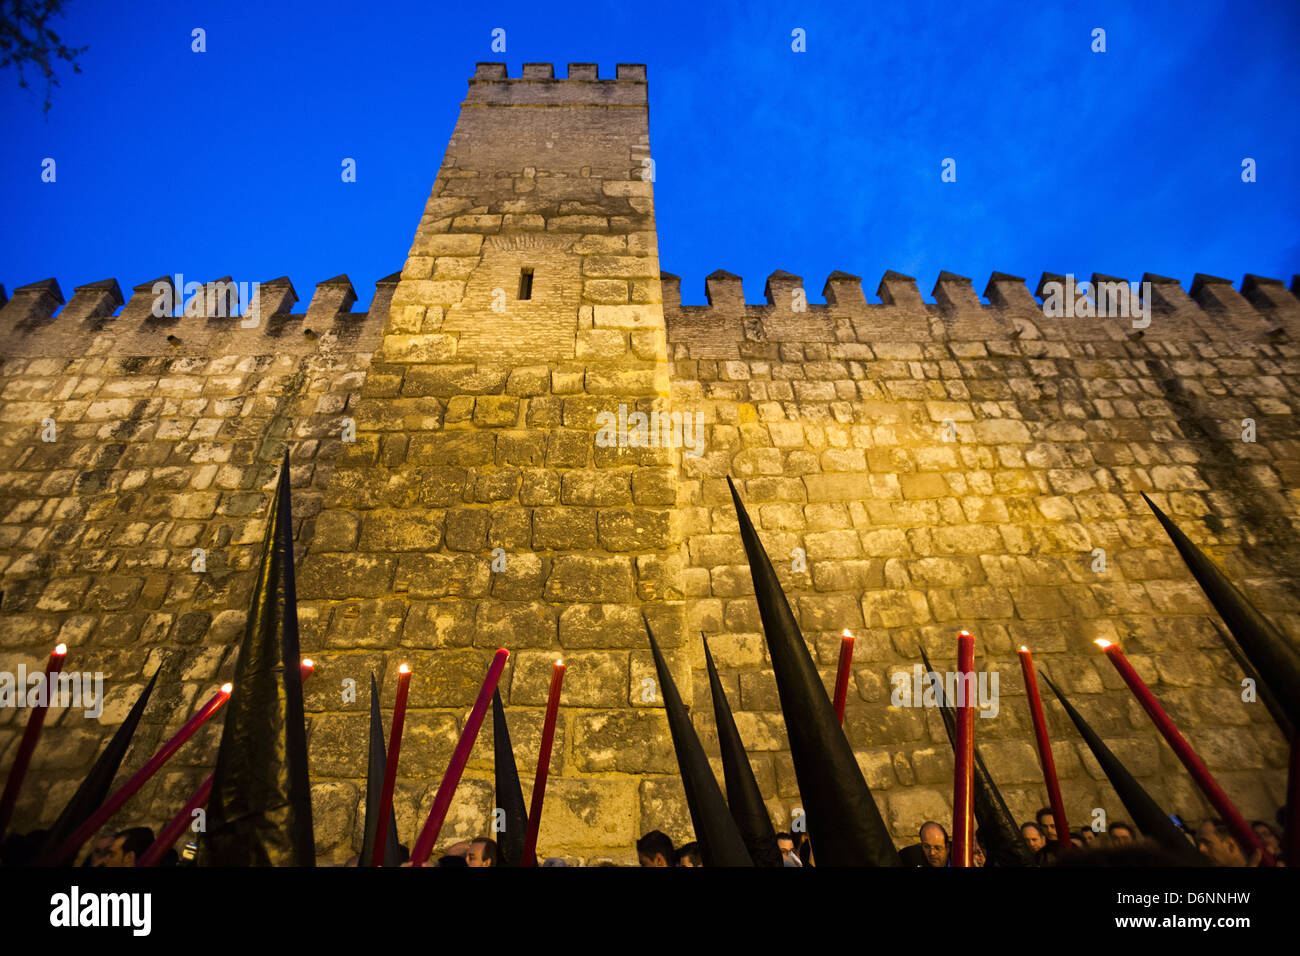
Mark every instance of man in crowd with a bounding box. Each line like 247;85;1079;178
1196;819;1248;866
1077;826;1097;848
635;829;674;867
466;837;498;867
96;827;155;867
1036;807;1058;845
1108;822;1135;846
919;821;950;868
1020;822;1045;853
1252;821;1282;862
675;842;702;867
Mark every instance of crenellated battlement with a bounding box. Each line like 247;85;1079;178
464;62;647;108
661;268;1300;354
0;272;400;357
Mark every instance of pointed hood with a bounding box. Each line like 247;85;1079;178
918;648;1034;867
702;635;782;866
644;619;752;866
35;669;159;865
726;477;900;866
204;451;315;866
360;673;400;867
492;688;528;866
1211;622;1293;741
1041;671;1204;864
1143;492;1300;730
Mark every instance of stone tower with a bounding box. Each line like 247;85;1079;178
295;61;691;860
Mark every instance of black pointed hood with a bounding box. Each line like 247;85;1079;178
1143;492;1300;730
1041;671;1204;864
918;648;1034;867
644;619;752;866
204;451;315;866
1211;622;1293;741
492;688;528;866
726;477;900;866
35;669;160;865
360;673;400;867
702;635;782;866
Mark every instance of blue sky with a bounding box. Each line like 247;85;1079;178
2;0;1297;309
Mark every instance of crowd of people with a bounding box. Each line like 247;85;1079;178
1;804;1289;867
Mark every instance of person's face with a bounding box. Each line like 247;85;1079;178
1039;815;1056;842
972;844;986;867
1110;828;1134;846
1022;826;1044;852
637;852;669;867
1198;830;1245;867
776;838;794;855
466;842;492;867
98;837;133;868
87;833;116;866
677;855;698;868
920;827;949;867
1079;828;1096;845
1253;824;1281;857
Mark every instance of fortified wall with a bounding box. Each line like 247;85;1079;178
2;63;1298;864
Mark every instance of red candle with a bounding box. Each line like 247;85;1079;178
410;649;509;866
1018;646;1070;852
371;662;411;868
136;773;214;868
833;630;855;726
50;682;233;866
0;644;67;840
1096;639;1274;866
138;661;314;867
522;658;566;867
951;630;975;867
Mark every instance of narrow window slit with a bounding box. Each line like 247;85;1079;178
518;268;534;300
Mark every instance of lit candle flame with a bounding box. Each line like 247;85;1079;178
54;643;68;656
842;629;853;639
958;630;972;637
555;659;564;667
220;682;233;694
301;658;314;670
1094;639;1112;649
1019;645;1029;653
399;663;410;675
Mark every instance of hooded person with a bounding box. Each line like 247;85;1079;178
702;635;783;866
491;688;528;867
1041;671;1204;864
34;670;159;866
203;451;314;866
644;619;753;867
359;672;401;867
726;477;900;866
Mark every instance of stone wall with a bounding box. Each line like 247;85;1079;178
2;62;1298;866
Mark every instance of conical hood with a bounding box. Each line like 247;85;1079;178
918;648;1034;866
492;688;528;867
35;669;159;865
702;635;782;866
204;451;315;866
1211;622;1293;741
1143;492;1300;730
360;673;400;867
726;477;900;866
1041;671;1204;864
644;620;752;866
